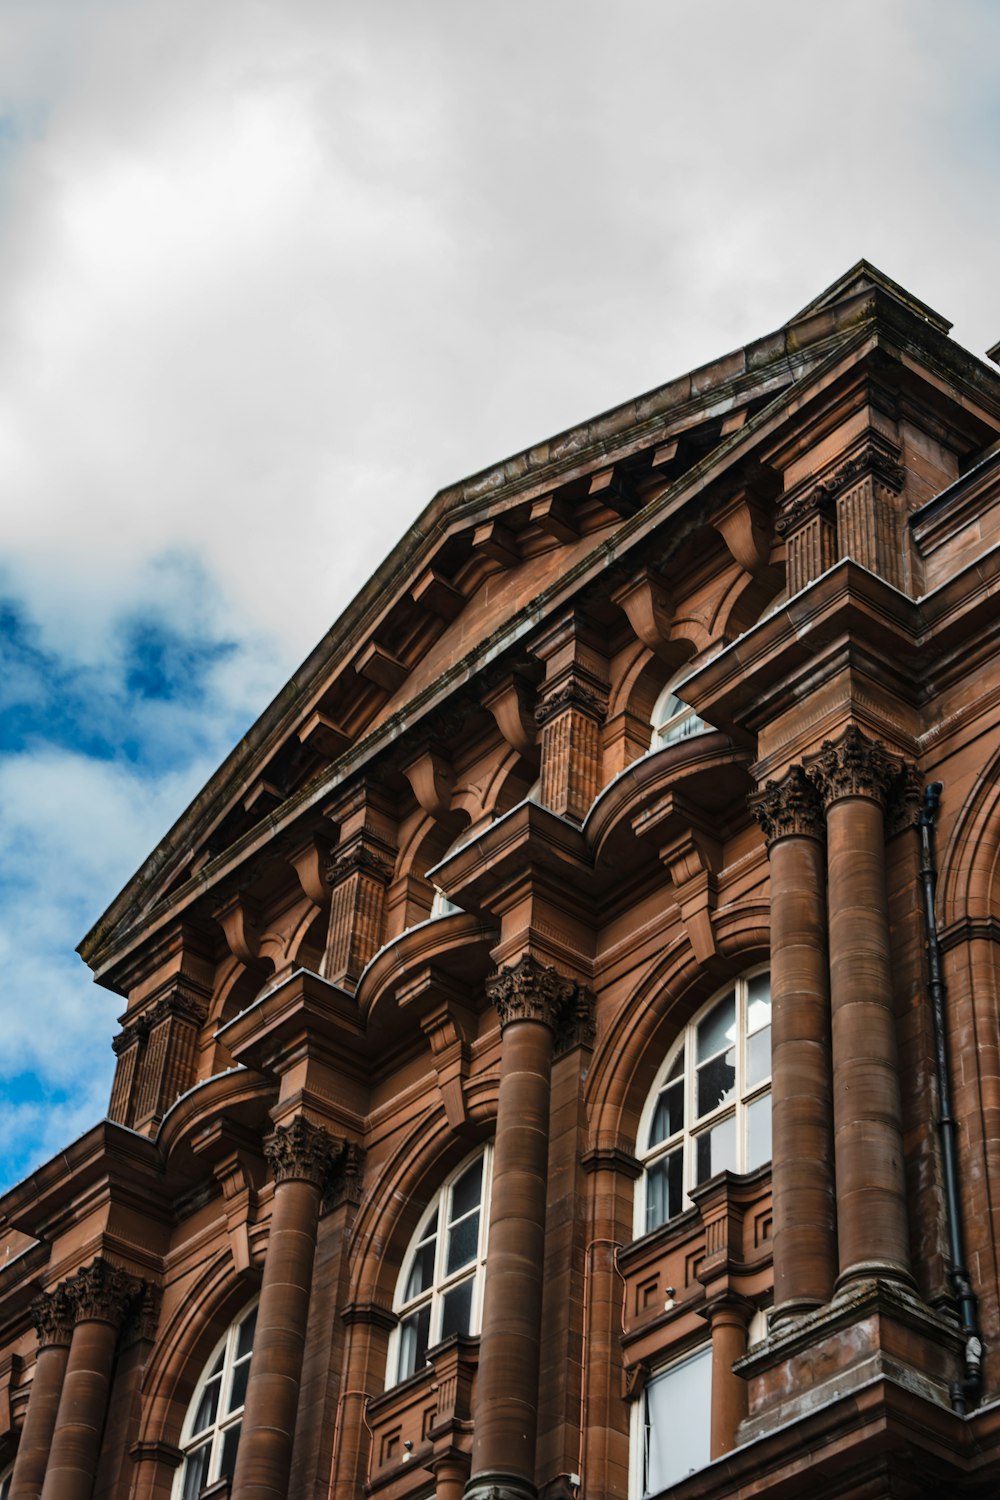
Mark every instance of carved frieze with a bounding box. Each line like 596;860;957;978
749;766;825;846
805;725;900;808
486;954;582;1036
265;1116;344;1189
31;1285;75;1348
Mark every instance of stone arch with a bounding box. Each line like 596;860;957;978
939;742;1000;925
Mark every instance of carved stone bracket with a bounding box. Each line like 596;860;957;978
886;761;924;837
805;725;901;809
63;1259;144;1329
659;825;721;964
31;1285;75;1349
486;955;585;1036
265;1116;345;1190
553;982;597;1057
749;765;825;847
324;1143;367;1211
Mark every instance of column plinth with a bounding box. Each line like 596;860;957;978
231;1116;344;1500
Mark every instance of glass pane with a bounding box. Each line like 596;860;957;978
697;994;735;1062
440;1277;475;1340
405;1237;438;1300
746;973;772;1033
695;1114;736;1183
220;1420;242;1479
228;1356;250;1414
397;1304;431;1381
645;1148;683;1233
446;1210;480;1274
192;1373;221;1435
747;1024;771;1088
450;1158;483;1220
643;1346;712;1494
648;1078;684;1147
697;1051;735;1117
748;1091;772;1169
236;1308;257;1360
180;1442;211;1500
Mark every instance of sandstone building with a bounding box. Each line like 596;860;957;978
3;262;1000;1499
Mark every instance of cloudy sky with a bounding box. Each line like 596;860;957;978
1;0;998;1192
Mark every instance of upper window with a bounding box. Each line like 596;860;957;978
650;672;711;749
173;1303;256;1500
637;971;772;1236
388;1148;492;1386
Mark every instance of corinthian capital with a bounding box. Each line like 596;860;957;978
749;766;825;846
64;1259;144;1328
805;725;899;808
31;1284;75;1348
265;1116;344;1189
486;955;580;1034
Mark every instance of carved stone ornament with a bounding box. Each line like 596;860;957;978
64;1258;144;1328
749;766;825;846
534;677;609;729
265;1116;344;1189
553;983;597;1056
112;1017;149;1055
486;955;581;1035
886;761;924;837
779;437;905;535
775;487;837;537
31;1285;75;1348
324;1143;366;1211
326;843;395;888
806;725;899;809
144;987;209;1030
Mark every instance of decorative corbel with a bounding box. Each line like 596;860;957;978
612;568;675;658
482;674;537;759
287;829;336;910
355;640;408;694
658;823;721;964
403;747;456;823
411;567;465;621
191;1121;267;1275
472;519;520;569
0;1351;22;1438
213;892;262;968
398;968;477;1130
713;491;772;577
529;492;579;543
588;466;639;517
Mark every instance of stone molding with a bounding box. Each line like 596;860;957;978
749;765;825;846
534;675;609;728
265;1115;344;1189
805;725;900;809
780;436;905;536
487;955;586;1035
327;841;395;889
63;1259;144;1328
31;1285;75;1348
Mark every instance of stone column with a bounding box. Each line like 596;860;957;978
807;726;911;1288
9;1288;74;1500
466;956;582;1500
231;1116;342;1500
703;1294;755;1460
751;766;837;1319
40;1260;142;1500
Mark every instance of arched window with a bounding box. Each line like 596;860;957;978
173;1303;256;1499
636;971;772;1236
388;1148;492;1386
650;671;711;748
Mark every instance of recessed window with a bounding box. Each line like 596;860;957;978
637;1344;712;1496
637;971;772;1236
650;672;711;749
388;1148;492;1386
173;1303;256;1500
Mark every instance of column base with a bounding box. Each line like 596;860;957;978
464;1471;538;1500
835;1258;917;1294
768;1294;826;1328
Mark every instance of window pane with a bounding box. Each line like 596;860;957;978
697;1051;735;1117
228;1356;250;1414
180;1442;211;1500
643;1346;712;1495
236;1308;257;1360
695;1114;736;1183
192;1374;221;1435
748;1091;772;1169
440;1277;475;1340
697;994;735;1062
649;1078;684;1147
450;1158;483;1220
645;1148;684;1233
397;1305;431;1381
747;1024;771;1087
405;1237;438;1300
220;1421;242;1479
446;1210;480;1275
746;972;772;1031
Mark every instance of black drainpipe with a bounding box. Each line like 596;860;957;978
916;781;983;1414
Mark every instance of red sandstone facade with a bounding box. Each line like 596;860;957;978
3;262;1000;1499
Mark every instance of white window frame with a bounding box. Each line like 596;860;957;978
387;1146;493;1387
635;969;772;1238
630;1342;712;1498
650;671;710;749
172;1301;257;1500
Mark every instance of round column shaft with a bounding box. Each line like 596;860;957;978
231;1116;341;1500
809;727;911;1287
10;1288;74;1500
706;1297;754;1459
752;767;837;1320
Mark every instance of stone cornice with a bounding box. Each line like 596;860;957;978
750;766;825;846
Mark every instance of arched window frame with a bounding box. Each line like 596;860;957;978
650;670;711;748
387;1146;493;1387
172;1300;257;1500
635;968;772;1238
